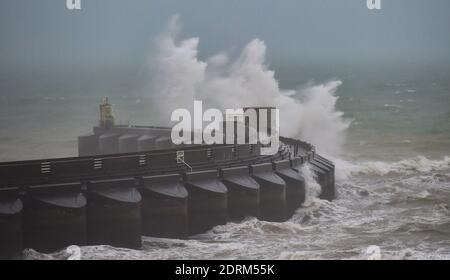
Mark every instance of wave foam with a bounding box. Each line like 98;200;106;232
334;156;450;180
147;15;349;156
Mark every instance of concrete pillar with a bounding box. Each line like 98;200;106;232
291;156;330;201
220;166;259;221
314;154;335;193
24;183;86;253
140;174;188;238
274;159;305;216
0;188;23;259
250;163;287;222
184;170;228;235
310;158;334;201
87;178;142;249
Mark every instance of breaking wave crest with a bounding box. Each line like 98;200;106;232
147;15;349;156
334;155;450;180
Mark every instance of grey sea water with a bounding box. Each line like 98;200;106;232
2;65;450;260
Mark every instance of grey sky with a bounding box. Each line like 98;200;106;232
1;0;449;94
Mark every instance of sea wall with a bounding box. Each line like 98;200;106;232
0;136;334;259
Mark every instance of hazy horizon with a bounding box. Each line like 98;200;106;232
1;0;449;95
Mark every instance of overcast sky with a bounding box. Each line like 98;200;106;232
1;0;449;94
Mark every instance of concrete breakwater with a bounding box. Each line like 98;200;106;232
0;125;334;259
0;141;334;258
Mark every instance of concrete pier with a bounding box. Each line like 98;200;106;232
87;178;142;249
140;174;189;238
24;182;86;253
184;170;228;235
0;188;23;260
0;125;335;257
250;163;287;222
220;166;260;221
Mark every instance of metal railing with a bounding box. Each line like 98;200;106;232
0;138;314;189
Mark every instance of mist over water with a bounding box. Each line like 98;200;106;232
2;15;450;260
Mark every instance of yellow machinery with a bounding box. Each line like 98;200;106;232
99;97;115;129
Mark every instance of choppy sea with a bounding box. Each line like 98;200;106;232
1;66;450;260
